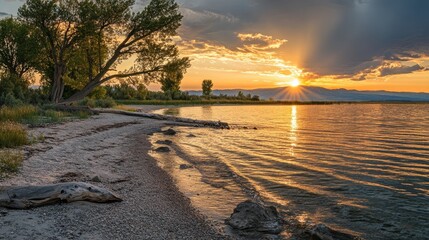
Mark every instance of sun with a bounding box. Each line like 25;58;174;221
290;79;301;87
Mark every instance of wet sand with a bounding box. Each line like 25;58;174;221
0;112;226;240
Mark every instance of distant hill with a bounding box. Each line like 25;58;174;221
186;86;429;102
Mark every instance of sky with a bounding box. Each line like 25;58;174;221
1;0;429;92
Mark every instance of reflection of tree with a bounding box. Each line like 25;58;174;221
201;106;213;119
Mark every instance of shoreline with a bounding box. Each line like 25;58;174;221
0;112;226;239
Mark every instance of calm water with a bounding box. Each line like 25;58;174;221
151;104;429;239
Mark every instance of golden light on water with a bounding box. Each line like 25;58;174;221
289;105;298;156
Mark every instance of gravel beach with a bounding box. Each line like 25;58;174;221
0;112;226;240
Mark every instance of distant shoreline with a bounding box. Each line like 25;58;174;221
118;99;429;106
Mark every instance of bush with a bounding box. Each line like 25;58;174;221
0;150;24;177
0;73;33;106
0;121;28;148
95;97;116;108
78;97;116;108
78;98;97;108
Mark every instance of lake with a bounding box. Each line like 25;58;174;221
150;104;429;239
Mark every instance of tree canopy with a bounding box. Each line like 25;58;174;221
17;0;189;103
202;79;213;98
0;18;40;78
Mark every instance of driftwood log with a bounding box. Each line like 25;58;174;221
0;182;122;209
95;109;230;129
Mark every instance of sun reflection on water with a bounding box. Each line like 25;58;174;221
289;105;298;156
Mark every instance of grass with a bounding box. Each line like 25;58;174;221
0;121;29;148
0;150;24;177
113;105;138;112
0;105;90;127
0;105;38;122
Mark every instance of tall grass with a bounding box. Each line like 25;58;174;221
0;105;38;122
0;121;28;148
0;150;24;177
0;105;90;126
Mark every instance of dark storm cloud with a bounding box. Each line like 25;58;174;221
379;64;424;77
177;0;429;78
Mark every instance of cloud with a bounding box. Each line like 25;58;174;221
378;63;424;77
237;33;287;51
177;33;301;81
177;0;429;81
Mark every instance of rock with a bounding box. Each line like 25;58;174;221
156;140;173;145
155;147;171;153
187;134;197;138
91;176;101;183
253;127;258;130
308;224;361;240
163;128;177;136
225;201;284;234
179;164;193;170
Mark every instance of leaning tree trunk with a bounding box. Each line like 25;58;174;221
62;80;101;103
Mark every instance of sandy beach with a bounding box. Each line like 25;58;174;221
0;110;226;240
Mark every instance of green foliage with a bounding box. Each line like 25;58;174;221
0;150;24;177
0;121;28;148
0;74;28;106
202;79;213;97
88;87;107;99
160;65;184;100
18;0;190;103
0;18;40;78
77;97;116;108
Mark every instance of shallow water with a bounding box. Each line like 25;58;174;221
151;104;429;239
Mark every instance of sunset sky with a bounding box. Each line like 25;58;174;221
1;0;429;92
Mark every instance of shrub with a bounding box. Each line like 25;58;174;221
78;97;116;108
0;150;24;176
95;97;116;108
0;121;28;148
78;98;96;108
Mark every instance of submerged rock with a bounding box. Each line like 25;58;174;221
179;164;193;170
156;140;173;145
307;224;361;240
187;134;197;138
163;128;177;136
225;201;284;234
155;147;171;153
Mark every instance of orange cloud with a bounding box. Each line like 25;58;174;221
178;33;301;86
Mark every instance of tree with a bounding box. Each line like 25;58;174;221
19;0;190;103
0;18;40;78
202;79;213;98
160;64;185;99
0;18;41;104
237;91;245;99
